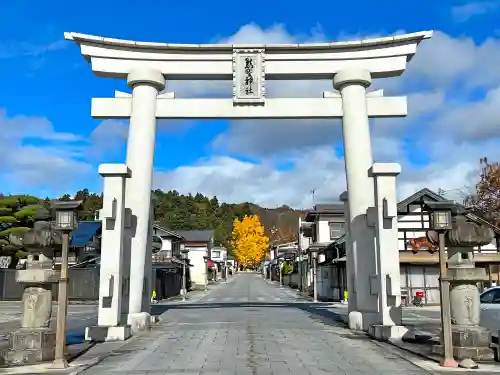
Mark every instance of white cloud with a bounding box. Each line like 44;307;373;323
154;135;495;208
437;85;500;141
0;110;93;195
451;1;500;22
0;39;67;59
4;23;500;210
154;147;346;208
153;24;500;208
395;31;500;91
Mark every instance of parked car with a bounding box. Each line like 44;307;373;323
479;286;500;337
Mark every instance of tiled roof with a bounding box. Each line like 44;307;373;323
176;229;213;242
152;224;184;239
71;221;101;247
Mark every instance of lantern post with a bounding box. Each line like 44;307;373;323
424;200;457;368
51;200;82;369
180;244;189;302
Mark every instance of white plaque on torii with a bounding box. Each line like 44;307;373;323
232;49;266;105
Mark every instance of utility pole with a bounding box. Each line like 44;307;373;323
310;188;317;207
297;218;302;292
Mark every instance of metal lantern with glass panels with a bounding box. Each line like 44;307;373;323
424;200;454;231
310;247;318;260
180;244;189;260
52;201;83;231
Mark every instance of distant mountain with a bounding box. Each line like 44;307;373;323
57;189;305;250
244;203;304;244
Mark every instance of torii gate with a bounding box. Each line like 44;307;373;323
65;30;432;340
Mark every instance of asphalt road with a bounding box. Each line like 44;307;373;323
0;302;97;344
80;273;433;375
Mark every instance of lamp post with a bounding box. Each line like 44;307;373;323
51;200;82;369
203;255;208;292
223;255;227;282
310;248;318;303
180;244;189;302
424;200;457;368
298;221;302;292
278;258;283;286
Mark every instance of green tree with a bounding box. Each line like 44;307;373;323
465;157;500;225
51;188;303;256
74;189;103;220
0;195;48;267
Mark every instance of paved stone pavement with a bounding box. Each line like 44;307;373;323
79;273;434;375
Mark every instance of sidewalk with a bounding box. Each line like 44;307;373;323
0;276;238;374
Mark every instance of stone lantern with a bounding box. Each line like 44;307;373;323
429;211;495;366
4;221;62;365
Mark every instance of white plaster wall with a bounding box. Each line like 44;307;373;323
315;214;345;244
161;238;172;251
211;248;227;262
269;250;275;261
299;232;311;251
188;247;208;286
317;220;331;243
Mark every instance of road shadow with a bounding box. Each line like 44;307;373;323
151;301;347;328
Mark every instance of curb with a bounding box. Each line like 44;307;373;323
67;339;133;375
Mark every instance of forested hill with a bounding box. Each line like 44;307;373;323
58;189;304;250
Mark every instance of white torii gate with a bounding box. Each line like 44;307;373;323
66;30;432;339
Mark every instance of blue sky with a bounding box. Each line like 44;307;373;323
0;0;499;207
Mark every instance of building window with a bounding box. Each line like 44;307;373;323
329;222;345;240
212;251;221;259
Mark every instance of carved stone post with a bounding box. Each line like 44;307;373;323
367;163;408;341
430;215;494;367
86;164;132;341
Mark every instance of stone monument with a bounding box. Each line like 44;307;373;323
430;213;494;366
4;222;61;365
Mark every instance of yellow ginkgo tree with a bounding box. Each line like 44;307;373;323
231;215;269;268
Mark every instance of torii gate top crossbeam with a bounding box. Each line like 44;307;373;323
64;31;432;80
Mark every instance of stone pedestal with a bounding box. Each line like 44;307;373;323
433;247;494;363
4;255;60;366
432;326;494;361
4;328;56;366
368;325;413;341
85;325;131;342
